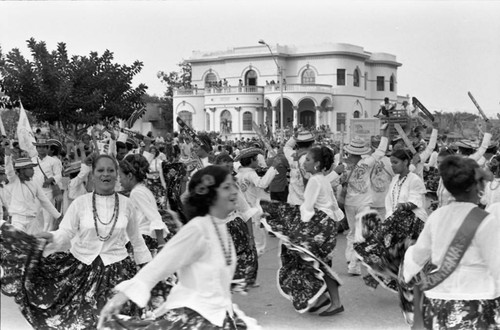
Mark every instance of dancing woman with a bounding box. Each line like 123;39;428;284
261;146;344;316
98;166;260;329
403;156;499;329
1;154;152;329
354;149;426;322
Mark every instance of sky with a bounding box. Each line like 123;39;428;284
1;0;500;117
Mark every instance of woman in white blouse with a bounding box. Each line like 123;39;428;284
1;154;152;330
403;156;500;329
98;165;260;329
354;149;427;324
260;146;344;317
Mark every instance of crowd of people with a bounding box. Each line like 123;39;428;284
0;119;499;330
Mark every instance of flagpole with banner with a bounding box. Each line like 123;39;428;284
16;101;38;158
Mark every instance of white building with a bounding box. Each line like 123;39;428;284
173;43;402;138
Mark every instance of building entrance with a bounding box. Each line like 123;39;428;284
300;110;315;128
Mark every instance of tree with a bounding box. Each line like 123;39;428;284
0;38;148;135
157;62;192;131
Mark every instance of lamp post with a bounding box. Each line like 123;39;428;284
259;39;284;132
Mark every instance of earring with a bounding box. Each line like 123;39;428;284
478;190;485;199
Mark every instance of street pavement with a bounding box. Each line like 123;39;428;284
1;233;409;330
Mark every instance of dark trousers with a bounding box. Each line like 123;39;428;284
270;188;289;203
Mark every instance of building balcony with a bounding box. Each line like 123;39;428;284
264;83;333;94
173;88;205;96
204;86;264;95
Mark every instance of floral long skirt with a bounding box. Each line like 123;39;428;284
0;222;139;330
227;217;258;292
260;200;342;313
102;306;255;330
353;209;425;324
422;296;500;330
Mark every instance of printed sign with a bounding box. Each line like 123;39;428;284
349;119;380;143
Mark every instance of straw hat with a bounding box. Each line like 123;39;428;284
14;157;37;169
234;147;264;162
63;161;82;176
344;137;371;155
33;138;50;147
47;139;63;150
295;131;315;143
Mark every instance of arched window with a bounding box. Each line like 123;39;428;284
205;112;210;131
353;69;360;87
242;111;253;131
302;68;316;84
245;70;258;86
204;72;217;87
178;111;192;128
389;75;395;92
220;110;232;134
353;110;360;118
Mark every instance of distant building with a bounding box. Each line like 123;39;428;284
173;43;402;138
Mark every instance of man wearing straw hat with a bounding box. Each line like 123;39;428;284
32;138;63;232
342;135;389;275
283;130;315;206
3;148;61;233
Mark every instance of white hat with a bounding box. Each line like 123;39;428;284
344;137;371;155
296;131;315;142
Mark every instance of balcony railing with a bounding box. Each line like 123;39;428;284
204;86;264;94
264;84;333;93
174;88;205;96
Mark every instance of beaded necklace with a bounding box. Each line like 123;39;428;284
392;174;408;211
210;216;232;266
92;192;120;241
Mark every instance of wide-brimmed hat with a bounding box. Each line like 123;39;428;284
344;137;371;155
47;138;63;150
33;138;50;147
14;157;37;169
63;161;82;176
234;147;264;162
296;131;315;143
126;137;139;149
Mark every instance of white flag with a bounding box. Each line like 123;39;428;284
17;102;38;157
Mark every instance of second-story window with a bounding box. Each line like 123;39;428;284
377;76;385;91
205;73;217;87
302;68;315;84
337;69;346;86
390;75;395;92
353;69;360;87
245;70;258;86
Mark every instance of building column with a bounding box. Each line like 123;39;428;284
263;107;268;126
292;106;299;128
203;108;208;131
209;107;216;132
272;106;277;134
315;106;321;128
326;106;334;131
234;106;242;135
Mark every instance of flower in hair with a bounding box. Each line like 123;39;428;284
201;174;215;187
195;184;209;195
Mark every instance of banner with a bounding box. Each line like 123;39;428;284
16;102;38;157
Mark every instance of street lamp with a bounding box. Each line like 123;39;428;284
259;39;284;132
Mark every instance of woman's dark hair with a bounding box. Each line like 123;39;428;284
440;155;478;196
215;153;234;165
391;149;413;166
92;154;117;172
296;140;314;149
119;154;150;182
184;165;231;222
308;146;334;171
239;155;256;167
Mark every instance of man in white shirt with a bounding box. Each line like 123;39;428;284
32;138;63;231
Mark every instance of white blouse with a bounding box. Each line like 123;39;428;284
404;202;500;300
45;193;152;266
129;183;169;237
300;174;344;222
385;172;427;221
115;215;236;327
481;178;500;208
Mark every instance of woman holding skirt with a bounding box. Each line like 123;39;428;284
1;154;152;329
261;146;344;316
98;165;261;329
354;149;427;323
